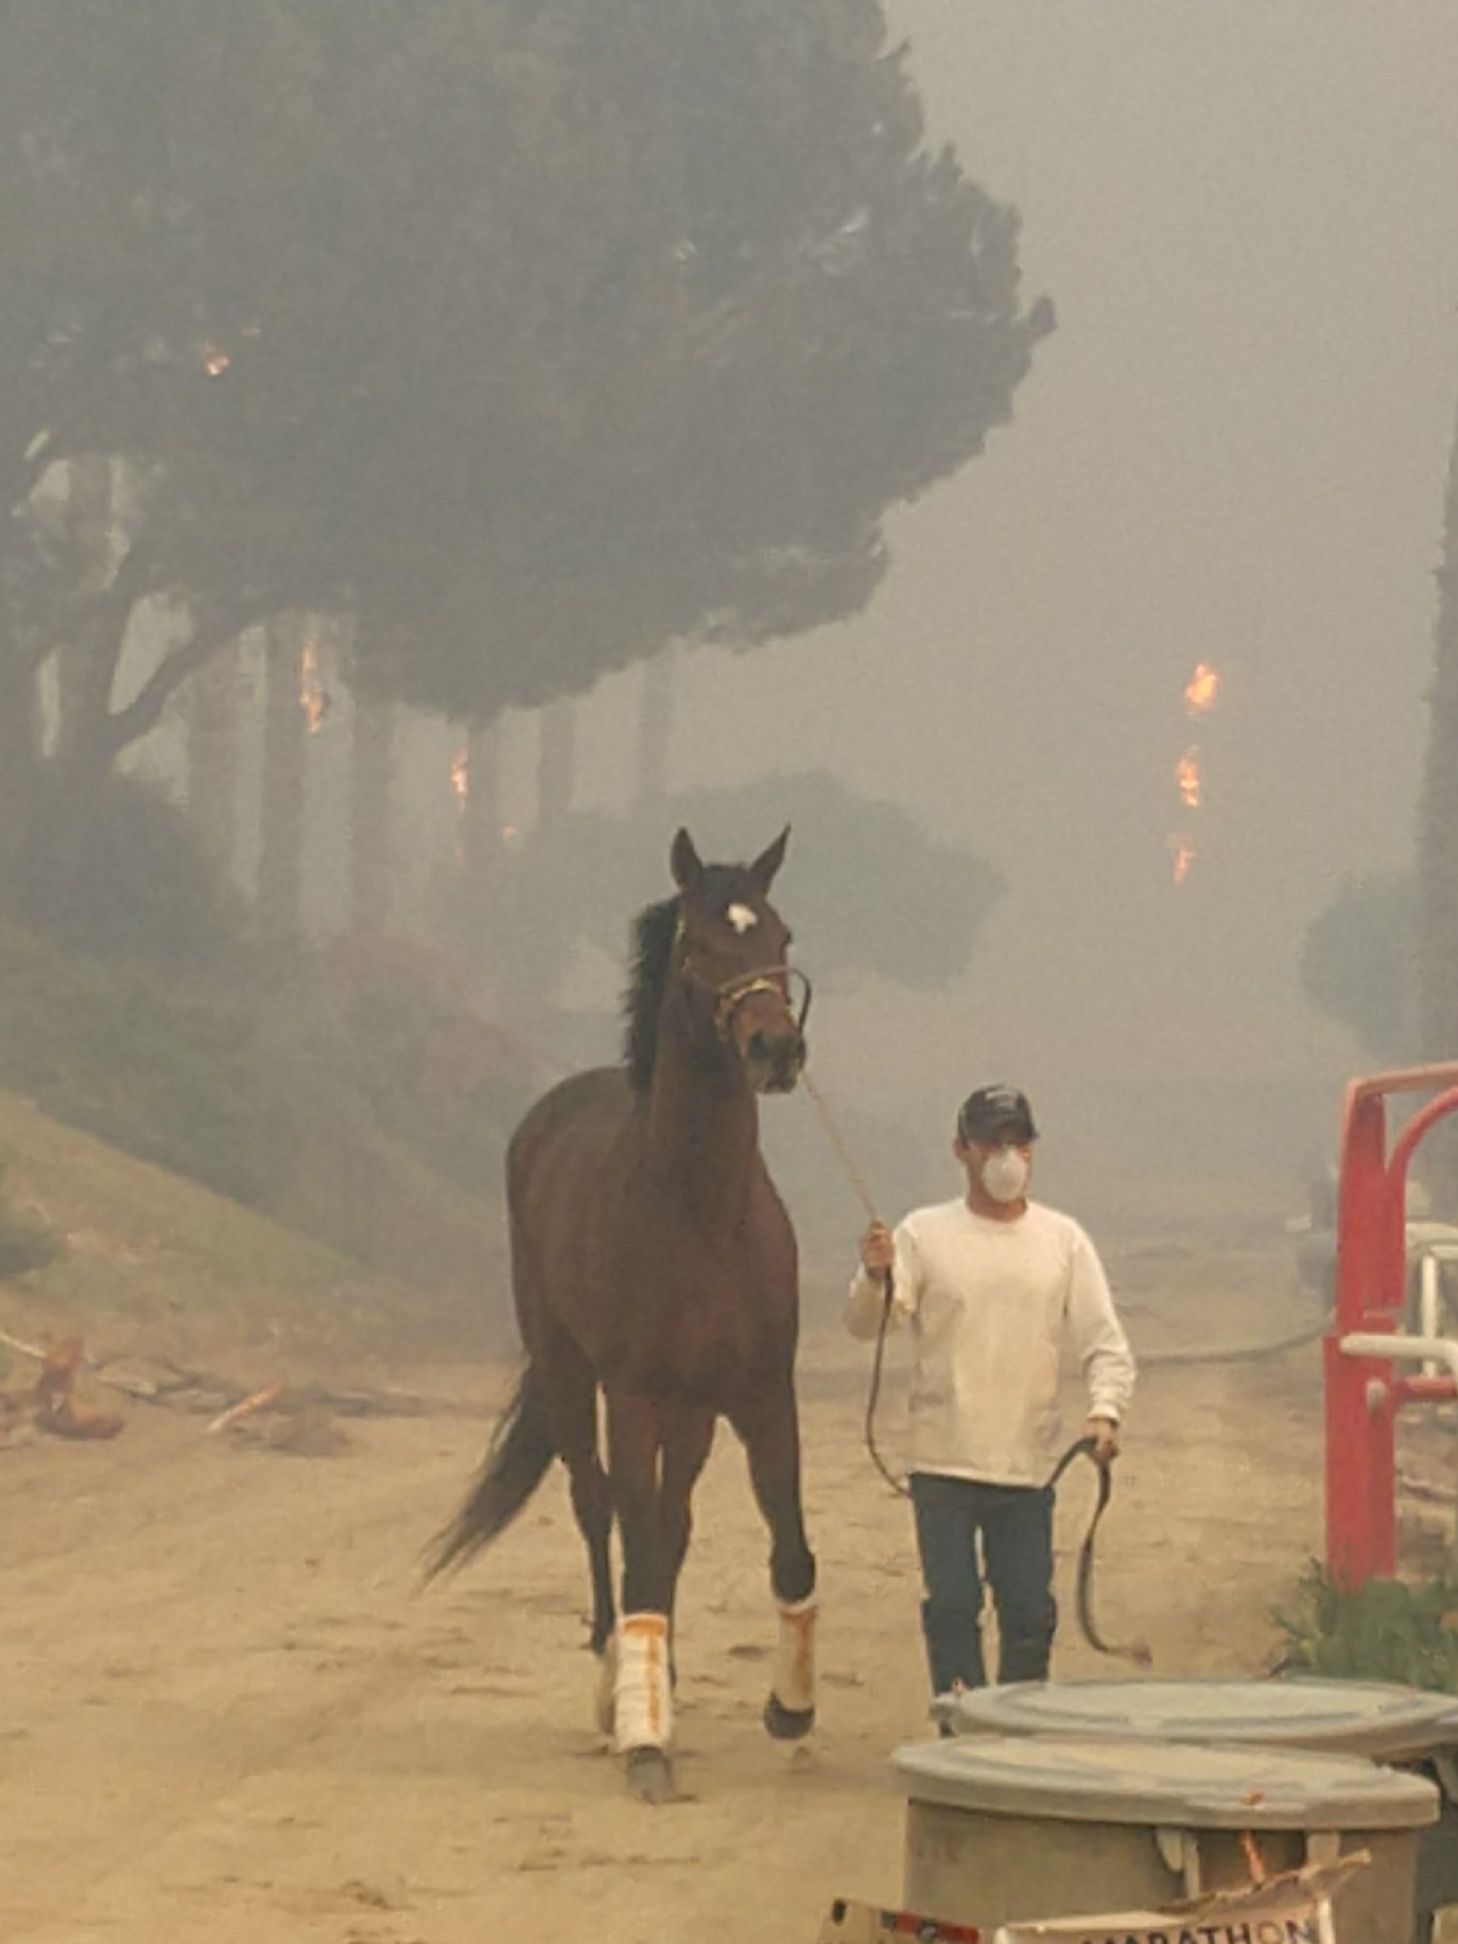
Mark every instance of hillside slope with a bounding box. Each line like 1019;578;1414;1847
0;1094;508;1368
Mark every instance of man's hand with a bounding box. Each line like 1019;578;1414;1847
859;1222;895;1280
1086;1416;1120;1467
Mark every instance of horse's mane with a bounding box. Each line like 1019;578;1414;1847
624;896;680;1092
623;866;753;1091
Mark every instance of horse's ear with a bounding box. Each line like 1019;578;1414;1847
749;825;790;893
670;827;705;893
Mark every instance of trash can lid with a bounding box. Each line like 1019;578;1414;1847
893;1733;1440;1830
933;1678;1458;1764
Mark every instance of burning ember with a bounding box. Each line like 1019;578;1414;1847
1168;664;1222;886
299;637;330;733
1175;746;1202;811
1183;662;1220;717
450;749;470;805
202;343;233;379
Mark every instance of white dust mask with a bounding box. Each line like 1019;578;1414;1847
981;1147;1030;1204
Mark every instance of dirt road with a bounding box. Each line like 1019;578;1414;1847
2;1243;1325;1942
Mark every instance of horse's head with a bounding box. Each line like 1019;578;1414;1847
670;826;807;1094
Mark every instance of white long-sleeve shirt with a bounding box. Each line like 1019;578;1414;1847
846;1197;1135;1488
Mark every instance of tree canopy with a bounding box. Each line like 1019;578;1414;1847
1301;872;1416;1063
444;771;1004;1021
2;0;1049;792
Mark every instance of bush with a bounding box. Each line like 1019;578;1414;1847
0;925;291;1207
324;931;534;1196
17;767;253;977
1300;872;1417;1063
0;923;511;1285
0;1158;61;1279
1273;1561;1458;1692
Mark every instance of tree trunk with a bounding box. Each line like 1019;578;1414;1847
1419;401;1458;1067
350;684;395;935
52;454;113;768
1417;399;1458;1199
492;697;577;1022
186;638;242;878
537;695;576;831
636;644;675;807
38;592;131;939
257;616;308;949
462;716;503;859
0;642;40;911
459;715;503;963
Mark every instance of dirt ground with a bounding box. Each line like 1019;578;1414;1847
1;1237;1338;1942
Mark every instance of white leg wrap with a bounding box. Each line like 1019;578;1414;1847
593;1636;618;1739
771;1595;818;1715
613;1612;672;1754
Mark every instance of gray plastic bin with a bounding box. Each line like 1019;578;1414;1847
935;1676;1458;1934
895;1731;1438;1943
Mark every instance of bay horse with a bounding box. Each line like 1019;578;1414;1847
430;826;818;1802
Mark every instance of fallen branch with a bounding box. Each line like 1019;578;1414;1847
32;1337;124;1441
0;1325;46;1364
205;1384;285;1435
4;1328;484;1423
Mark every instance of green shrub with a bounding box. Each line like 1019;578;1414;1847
0;925;291;1207
323;931;531;1197
1273;1561;1458;1692
18;769;253;977
0;1158;61;1279
0;920;522;1284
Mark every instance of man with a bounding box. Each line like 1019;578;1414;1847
847;1084;1134;1696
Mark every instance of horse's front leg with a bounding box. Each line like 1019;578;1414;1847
659;1406;716;1679
604;1391;676;1802
730;1379;818;1741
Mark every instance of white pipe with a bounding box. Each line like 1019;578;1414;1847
1339;1330;1458;1573
1421;1255;1443;1377
1339;1331;1458;1391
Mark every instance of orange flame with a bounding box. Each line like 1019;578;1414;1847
1184;662;1220;717
202;343;232;378
1171;839;1196;887
1175;746;1202;811
299;638;329;733
450;749;470;805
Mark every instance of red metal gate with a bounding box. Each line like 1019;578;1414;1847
1326;1061;1458;1586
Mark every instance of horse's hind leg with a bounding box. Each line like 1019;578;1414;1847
535;1326;615;1660
730;1379;818;1742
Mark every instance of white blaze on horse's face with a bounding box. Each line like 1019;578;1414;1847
726;903;758;935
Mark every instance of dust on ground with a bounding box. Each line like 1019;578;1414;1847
1;1234;1333;1941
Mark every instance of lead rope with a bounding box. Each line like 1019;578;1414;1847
800;1070;1150;1668
800;1072;910;1501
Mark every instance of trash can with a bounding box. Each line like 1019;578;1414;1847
895;1731;1437;1943
935;1676;1458;1936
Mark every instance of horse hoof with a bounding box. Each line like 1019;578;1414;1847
625;1746;675;1804
763;1693;816;1741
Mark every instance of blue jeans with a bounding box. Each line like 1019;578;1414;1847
909;1470;1056;1694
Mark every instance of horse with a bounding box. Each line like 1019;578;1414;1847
429;826;818;1802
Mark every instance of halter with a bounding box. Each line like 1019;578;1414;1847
673;917;813;1042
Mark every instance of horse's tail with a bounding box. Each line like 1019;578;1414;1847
426;1365;555;1579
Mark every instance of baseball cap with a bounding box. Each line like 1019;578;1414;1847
957;1085;1038;1145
